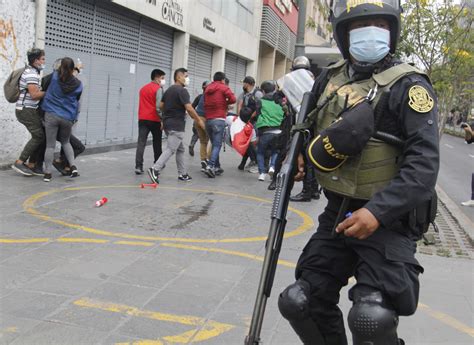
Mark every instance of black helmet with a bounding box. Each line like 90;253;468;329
291;56;311;70
330;0;401;59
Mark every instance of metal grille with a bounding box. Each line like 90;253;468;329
45;0;95;53
139;18;174;72
277;21;290;57
187;39;213;100
225;52;247;99
260;6;279;48
93;3;140;61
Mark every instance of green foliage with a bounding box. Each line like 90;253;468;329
399;0;474;128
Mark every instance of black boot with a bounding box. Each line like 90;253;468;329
268;179;276;190
290;189;312;202
312;191;320;200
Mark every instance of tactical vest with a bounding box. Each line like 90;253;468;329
310;60;426;200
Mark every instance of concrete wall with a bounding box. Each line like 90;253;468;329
0;0;36;166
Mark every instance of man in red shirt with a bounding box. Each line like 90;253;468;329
203;71;236;177
135;69;166;174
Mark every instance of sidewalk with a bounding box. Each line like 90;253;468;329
0;131;472;344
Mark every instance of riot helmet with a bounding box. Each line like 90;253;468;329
330;0;401;60
291;56;311;70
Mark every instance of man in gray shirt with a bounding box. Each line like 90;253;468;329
147;68;204;184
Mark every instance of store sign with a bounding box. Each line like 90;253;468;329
162;0;184;27
275;0;293;14
203;17;216;33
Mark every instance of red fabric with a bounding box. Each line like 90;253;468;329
138;82;161;122
231;117;253;156
204;81;236;120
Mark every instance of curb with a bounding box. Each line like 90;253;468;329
436;184;474;245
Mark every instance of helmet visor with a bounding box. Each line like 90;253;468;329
332;0;399;18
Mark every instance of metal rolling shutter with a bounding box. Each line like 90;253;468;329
187;39;213;101
45;0;174;145
224;52;247;100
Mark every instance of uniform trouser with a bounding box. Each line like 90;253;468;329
302;163;319;193
15;108;45;162
194;117;209;161
152;130;186;175
44;112;76;175
135;120;162;168
295;202;423;341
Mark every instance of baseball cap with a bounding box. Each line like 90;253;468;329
307;100;375;172
241;76;256;85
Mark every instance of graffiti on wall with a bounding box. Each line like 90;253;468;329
0;18;20;70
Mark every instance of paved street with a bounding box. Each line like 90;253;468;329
0;133;473;345
438;134;474;224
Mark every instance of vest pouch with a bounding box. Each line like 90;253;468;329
315;139;402;200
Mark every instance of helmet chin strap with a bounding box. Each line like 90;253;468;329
350;54;393;80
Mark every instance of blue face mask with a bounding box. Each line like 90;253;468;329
349;26;390;64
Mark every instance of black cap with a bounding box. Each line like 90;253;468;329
307;100;375;172
242;76;255;85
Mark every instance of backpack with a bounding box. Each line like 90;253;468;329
196;94;205;116
3;66;26;103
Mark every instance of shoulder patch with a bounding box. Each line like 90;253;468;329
408;85;434;113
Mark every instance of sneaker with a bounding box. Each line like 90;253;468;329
248;166;259;174
147;168;160;184
30;165;44;176
11;162;33;176
268;166;275;177
461;199;474;207
53;160;69;176
43;173;52;182
178;173;192;181
258;173;266;181
135;167;144;175
215;167;224;176
189;146;194;156
70;165;79;178
200;160;208;170
205;166;215;178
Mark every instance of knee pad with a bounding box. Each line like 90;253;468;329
278;279;312;321
279;280;325;344
348;287;399;345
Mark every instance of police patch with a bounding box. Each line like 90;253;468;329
408;85;434;113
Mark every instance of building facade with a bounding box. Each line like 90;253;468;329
0;0;262;164
258;0;298;83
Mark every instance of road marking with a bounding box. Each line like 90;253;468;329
0;238;49;244
22;186;314;243
114;240;154;247
57;238;108;244
418;303;474;337
444;144;454;149
73;298;234;344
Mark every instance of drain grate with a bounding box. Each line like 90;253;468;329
418;199;473;259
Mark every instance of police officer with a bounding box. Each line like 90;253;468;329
278;0;439;344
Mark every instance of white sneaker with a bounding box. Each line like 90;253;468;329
249;166;259;174
258;173;266;181
461;199;474;207
268;166;275;177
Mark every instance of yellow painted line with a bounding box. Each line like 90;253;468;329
74;298;234;344
23;186;314;243
418;303;474;337
161;242;297;268
0;238;49;244
56;238;109;244
114;241;155;247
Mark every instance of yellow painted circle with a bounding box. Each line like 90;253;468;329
23;185;314;243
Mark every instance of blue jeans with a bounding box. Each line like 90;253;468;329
206;119;226;168
257;132;279;174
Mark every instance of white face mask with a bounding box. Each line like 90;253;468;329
160;79;166;86
38;64;45;71
349;26;390;64
184;77;190;86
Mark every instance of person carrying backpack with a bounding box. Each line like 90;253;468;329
9;48;46;176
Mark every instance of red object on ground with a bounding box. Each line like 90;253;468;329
95;197;108;207
140;183;158;189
